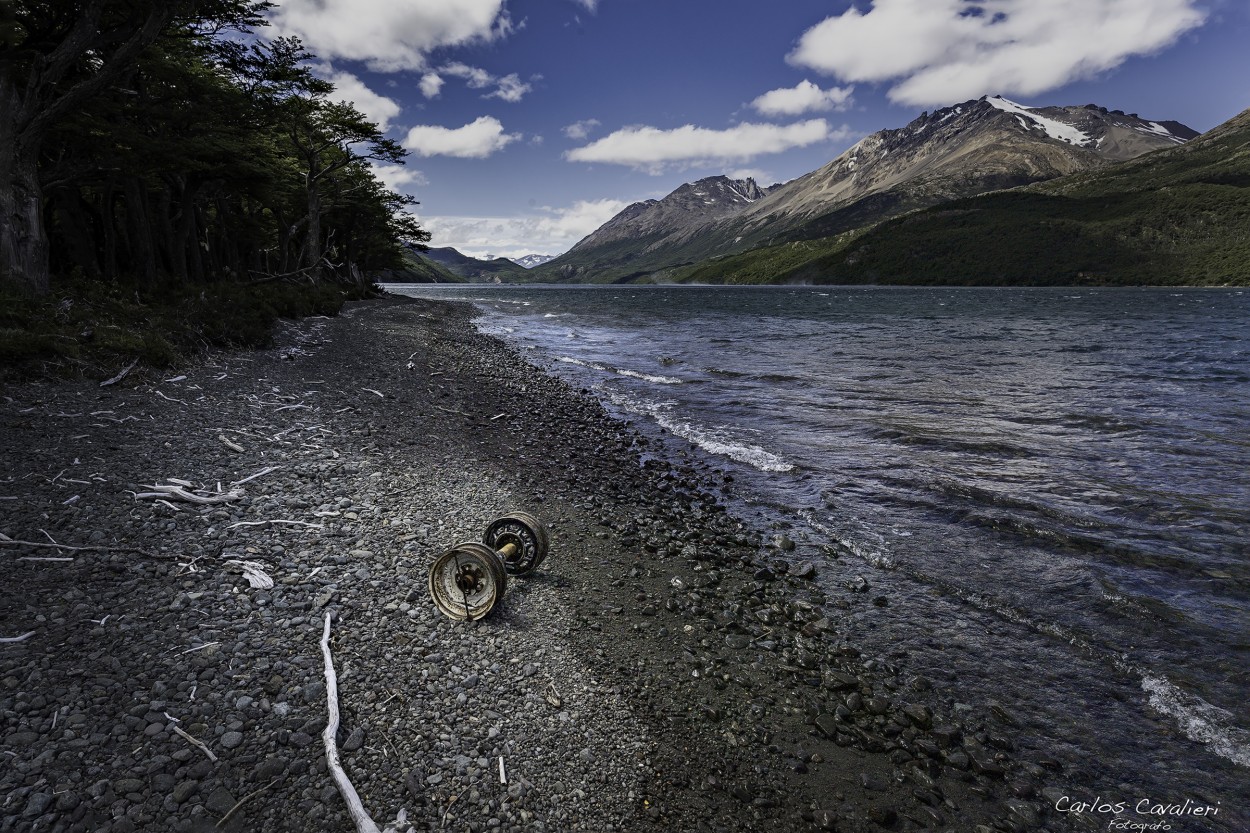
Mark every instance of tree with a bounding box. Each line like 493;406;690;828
0;0;269;294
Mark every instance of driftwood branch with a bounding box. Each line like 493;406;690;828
134;483;243;505
321;611;383;833
172;725;218;762
0;534;157;559
100;358;139;388
231;466;279;487
215;778;279;828
0;632;37;644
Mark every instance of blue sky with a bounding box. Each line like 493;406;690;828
267;0;1250;259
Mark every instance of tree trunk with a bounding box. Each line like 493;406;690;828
0;122;49;294
303;181;322;272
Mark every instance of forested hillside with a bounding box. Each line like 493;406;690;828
0;1;427;376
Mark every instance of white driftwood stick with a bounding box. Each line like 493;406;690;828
321;611;383;833
218;436;245;453
172;725;218;762
134;484;242;505
0;631;36;643
100;359;139;388
231;466;279;487
0;535;157;558
226;520;323;530
361;388;384;398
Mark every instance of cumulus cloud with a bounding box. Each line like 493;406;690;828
565;119;846;173
439;62;534;102
752;80;853;116
269;0;512;72
563;119;601;140
419;198;630;259
488;73;533;103
320;69;401;131
371;163;428;194
788;0;1207;106
419;72;445;99
404;117;522;158
442;61;495;89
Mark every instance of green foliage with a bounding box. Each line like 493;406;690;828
2;2;424;295
0;277;370;382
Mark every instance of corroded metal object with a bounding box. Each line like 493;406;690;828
483;511;549;576
428;542;508;621
428;512;549;621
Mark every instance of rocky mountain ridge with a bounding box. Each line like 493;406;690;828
537;96;1197;283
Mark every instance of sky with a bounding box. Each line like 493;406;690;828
265;0;1250;259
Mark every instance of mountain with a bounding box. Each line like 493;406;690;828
740;105;1249;286
422;247;530;282
512;254;558;269
371;244;464;283
538;176;772;282
536;96;1197;284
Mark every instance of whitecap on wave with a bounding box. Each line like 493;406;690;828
599;389;793;473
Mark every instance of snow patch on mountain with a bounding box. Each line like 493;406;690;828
512;254;557;269
987;96;1091;146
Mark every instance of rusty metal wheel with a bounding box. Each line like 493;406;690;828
483;511;549;576
428;542;508;621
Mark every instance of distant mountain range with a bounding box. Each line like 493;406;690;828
512;253;557;269
533;95;1201;284
419;247;530;282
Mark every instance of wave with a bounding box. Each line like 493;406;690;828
599;389;793;473
1141;676;1250;768
800;507;1250;769
555;356;682;385
616;368;683;385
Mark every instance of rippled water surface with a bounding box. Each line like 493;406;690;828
389;284;1250;823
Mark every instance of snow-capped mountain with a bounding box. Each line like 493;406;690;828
511;254;558;269
538;97;1197;283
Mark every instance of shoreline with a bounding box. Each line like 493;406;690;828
1;295;1122;832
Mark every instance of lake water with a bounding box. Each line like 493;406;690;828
387;283;1250;825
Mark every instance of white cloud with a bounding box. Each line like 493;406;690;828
488;73;533;103
441;61;495;89
419;198;630;259
752;80;853;117
727;168;772;184
573;0;599;11
371;163;428;194
563;118;601;140
439;63;534;102
565;119;846;173
419;72;444;99
321;69;401;131
269;0;512;72
404;116;521;158
788;0;1207;107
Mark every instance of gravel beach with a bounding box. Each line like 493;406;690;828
1;296;1083;833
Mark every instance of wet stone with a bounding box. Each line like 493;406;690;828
23;792;53;818
342;727;365;752
220;731;244;749
205;786;237;817
814;713;840;738
860;773;889;792
172;781;199;804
